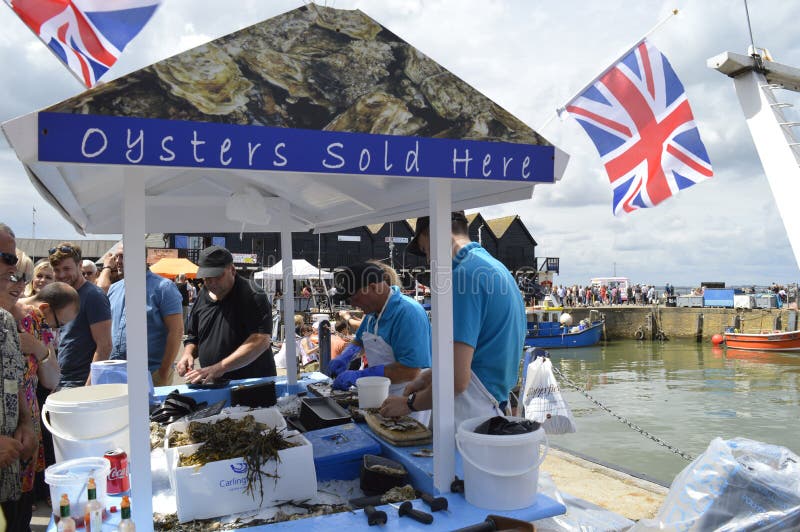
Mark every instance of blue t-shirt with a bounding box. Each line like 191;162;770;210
109;270;184;372
58;280;112;384
355;286;431;369
452;242;526;403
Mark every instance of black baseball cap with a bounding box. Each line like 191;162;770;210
406;211;468;257
196;245;233;278
333;262;384;301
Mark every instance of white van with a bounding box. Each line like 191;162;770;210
590;277;631;301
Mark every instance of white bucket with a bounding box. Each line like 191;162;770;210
45;457;110;523
356;376;391;408
42;384;130;463
456;416;548;510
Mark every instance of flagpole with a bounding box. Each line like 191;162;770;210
556;9;680;113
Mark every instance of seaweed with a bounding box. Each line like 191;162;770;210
176;415;298;502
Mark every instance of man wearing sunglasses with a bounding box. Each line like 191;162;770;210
49;243;112;388
0;223;36;531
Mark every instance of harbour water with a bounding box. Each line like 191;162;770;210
546;339;800;485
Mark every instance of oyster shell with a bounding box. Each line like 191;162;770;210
432;103;542;143
310;5;382;41
239;47;329;108
312;40;395;107
222;8;315;55
484;102;545;144
286;25;352;58
420;71;488;122
403;46;444;85
324;91;426;136
153;43;252;115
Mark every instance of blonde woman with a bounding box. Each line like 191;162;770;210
24;259;54;297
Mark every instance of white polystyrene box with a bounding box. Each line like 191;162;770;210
164;407;287;485
169;431;316;523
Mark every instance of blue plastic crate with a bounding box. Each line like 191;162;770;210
305;423;381;481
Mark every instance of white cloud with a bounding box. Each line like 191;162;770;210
1;0;798;285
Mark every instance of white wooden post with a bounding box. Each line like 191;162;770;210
122;175;153;525
429;179;454;493
280;200;297;387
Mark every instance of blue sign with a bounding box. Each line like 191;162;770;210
38;112;556;183
174;235;188;249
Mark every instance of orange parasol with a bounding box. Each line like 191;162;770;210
150;257;198;279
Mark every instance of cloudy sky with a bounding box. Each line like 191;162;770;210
1;0;799;287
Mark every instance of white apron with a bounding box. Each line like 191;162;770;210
362;296;429;423
362;295;408;398
454;370;506;429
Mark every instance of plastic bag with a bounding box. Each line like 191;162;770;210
521;357;577;434
632;437;800;531
473;416;540;435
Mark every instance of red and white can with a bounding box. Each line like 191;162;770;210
104;448;130;494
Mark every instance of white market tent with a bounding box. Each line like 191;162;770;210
254;259;333;281
2;5;568;525
255;259;334;310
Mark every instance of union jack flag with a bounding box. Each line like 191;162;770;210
4;0;161;87
564;39;712;215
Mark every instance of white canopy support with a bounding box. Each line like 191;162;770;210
429;179;455;493
122;175;153;525
281;200;298;388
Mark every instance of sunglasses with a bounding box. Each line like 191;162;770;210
2;272;27;284
49;245;75;256
0;251;18;266
43;308;63;330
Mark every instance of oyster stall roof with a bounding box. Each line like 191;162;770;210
2;4;567;235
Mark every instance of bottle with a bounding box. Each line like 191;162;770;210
118;495;136;532
83;477;104;532
56;494;76;532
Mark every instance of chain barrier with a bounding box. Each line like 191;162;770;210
552;365;696;462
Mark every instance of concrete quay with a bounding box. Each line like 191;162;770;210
559;305;795;340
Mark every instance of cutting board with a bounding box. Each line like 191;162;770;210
364;411;432;447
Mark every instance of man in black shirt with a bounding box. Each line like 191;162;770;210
176;246;275;382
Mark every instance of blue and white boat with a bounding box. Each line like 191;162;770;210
525;320;605;348
524;309;605;348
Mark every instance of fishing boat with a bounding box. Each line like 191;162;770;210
722;328;800;352
525;320;604;348
525;309;604;348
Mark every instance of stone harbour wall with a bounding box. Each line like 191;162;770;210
562;306;796;340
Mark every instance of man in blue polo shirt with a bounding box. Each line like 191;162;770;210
380;212;526;426
328;262;431;399
107;248;184;387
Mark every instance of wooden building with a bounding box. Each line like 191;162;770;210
160;211;538;277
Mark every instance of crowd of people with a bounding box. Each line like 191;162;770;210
0;227;264;531
1;211;532;529
551;283;674;307
549;282;794;307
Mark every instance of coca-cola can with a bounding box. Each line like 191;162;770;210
104;448;130;494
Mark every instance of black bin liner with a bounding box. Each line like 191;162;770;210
473;416;540;435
